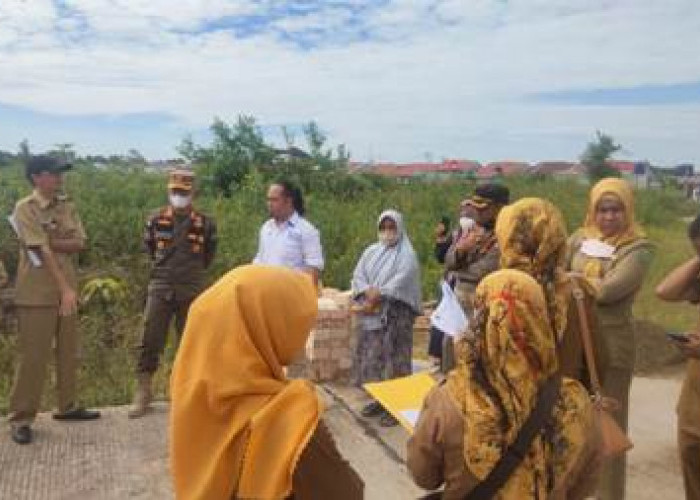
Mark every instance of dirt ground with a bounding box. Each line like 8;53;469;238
0;365;688;500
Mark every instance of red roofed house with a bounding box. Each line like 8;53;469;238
478;161;531;179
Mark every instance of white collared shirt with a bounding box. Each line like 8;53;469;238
253;212;324;271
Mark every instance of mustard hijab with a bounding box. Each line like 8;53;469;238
170;265;321;500
447;270;591;499
580;178;646;279
495;198;569;341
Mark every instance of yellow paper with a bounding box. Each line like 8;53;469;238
363;372;436;433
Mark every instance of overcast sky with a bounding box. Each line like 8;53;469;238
1;0;699;165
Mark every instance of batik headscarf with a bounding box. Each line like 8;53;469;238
170;265;321;500
580;177;646;279
495;198;569;342
447;269;591;499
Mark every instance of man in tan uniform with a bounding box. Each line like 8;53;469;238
129;169;217;418
656;215;700;500
442;183;509;371
8;155;100;445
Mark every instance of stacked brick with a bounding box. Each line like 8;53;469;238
304;289;356;384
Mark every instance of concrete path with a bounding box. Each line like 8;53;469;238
0;375;686;500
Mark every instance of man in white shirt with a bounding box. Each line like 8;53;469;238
254;181;324;286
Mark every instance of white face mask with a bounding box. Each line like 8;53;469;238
459;217;476;232
378;230;399;247
169;193;192;209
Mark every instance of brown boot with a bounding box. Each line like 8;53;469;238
128;373;153;419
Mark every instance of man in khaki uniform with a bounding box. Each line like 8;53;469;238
8;155;100;445
656;215;700;500
129;169;217;418
442;183;509;371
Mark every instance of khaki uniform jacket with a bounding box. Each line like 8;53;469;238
557;277;609;388
444;234;500;315
676;277;700;439
407;383;602;499
567;232;655;371
289;420;364;500
13;191;86;307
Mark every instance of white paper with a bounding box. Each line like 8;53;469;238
399;409;421;429
431;281;468;337
580;238;615;259
7;214;43;267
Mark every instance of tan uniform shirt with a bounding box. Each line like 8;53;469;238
407;383;602;500
568;232;655;370
13;191;86;307
445;233;500;315
678;278;700;438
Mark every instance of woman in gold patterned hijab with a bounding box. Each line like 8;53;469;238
567;177;654;500
408;269;600;499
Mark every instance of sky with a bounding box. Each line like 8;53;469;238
1;0;699;165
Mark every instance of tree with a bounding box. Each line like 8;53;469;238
127;149;146;165
179;115;275;197
581;131;622;182
303;121;335;170
53;143;76;163
18;139;30;160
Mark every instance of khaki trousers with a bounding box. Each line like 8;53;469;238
597;367;632;500
8;306;78;426
679;429;700;500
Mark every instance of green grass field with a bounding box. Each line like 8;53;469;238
0;165;697;411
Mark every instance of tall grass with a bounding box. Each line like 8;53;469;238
0;165;697;411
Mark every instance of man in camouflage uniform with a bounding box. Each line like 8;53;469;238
8;155;100;445
129;169;217;418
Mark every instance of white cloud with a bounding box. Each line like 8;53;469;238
0;0;699;164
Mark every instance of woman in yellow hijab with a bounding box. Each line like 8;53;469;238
567;177;654;500
408;269;601;499
170;265;362;500
495;197;605;384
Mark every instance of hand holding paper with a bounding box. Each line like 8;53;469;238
431;281;468;338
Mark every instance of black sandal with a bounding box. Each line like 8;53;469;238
361;401;384;418
379;411;399;427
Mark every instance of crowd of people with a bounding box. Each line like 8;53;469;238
2;154;699;499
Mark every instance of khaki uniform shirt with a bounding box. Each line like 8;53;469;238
568;232;655;370
407;383;602;499
13;191;86;307
444;233;500;316
678;278;700;438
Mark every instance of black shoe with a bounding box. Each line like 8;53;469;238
361;402;384;418
11;425;32;445
379;412;399;427
53;407;101;421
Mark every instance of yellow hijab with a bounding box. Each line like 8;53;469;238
447;270;591;499
495;198;569;341
170;265;321;500
580;178;645;279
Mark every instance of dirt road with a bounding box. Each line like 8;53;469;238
0;372;687;499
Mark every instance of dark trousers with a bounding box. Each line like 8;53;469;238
136;289;194;374
428;326;444;359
